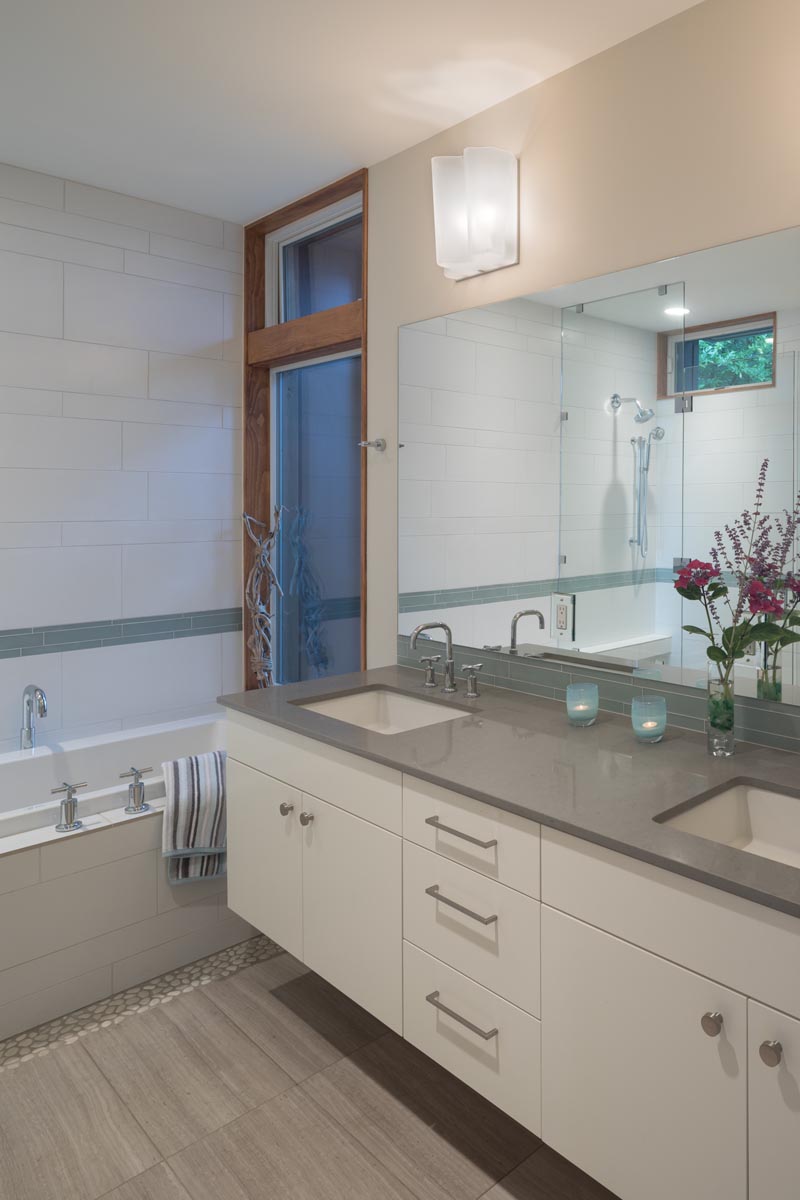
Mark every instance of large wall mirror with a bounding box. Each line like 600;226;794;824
397;225;800;704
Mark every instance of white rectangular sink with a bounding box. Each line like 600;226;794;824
295;688;469;735
656;781;800;869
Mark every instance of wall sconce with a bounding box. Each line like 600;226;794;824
431;147;518;281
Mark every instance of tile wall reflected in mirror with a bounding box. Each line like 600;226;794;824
398;225;800;705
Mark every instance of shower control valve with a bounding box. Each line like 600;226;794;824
52;780;87;833
120;765;153;815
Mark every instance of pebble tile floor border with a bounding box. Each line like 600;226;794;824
0;934;282;1072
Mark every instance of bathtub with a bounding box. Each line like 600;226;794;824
0;714;223;834
0;715;255;1043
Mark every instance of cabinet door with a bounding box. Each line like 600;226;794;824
749;999;800;1199
541;907;747;1200
301;794;402;1033
226;758;303;960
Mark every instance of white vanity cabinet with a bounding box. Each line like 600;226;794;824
227;758;303;960
541;906;747;1200
301;793;402;1030
226;713;403;1031
748;1000;800;1199
225;709;800;1199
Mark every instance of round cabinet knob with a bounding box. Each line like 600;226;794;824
759;1040;783;1068
299;811;314;827
279;801;294;816
701;1011;724;1038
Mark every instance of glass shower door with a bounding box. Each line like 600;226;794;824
273;353;362;683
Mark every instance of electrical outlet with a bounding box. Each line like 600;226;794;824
551;593;576;643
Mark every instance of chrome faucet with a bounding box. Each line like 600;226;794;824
411;623;456;693
510;609;545;653
20;684;47;750
52;780;87;832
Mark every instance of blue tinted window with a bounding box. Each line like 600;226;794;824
282;215;362;322
274;356;361;683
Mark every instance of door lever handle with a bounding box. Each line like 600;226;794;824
358;439;387;451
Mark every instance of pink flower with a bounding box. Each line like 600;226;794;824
744;578;784;616
674;560;721;591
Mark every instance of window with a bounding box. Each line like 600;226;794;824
281;214;362;321
243;170;367;691
263;194;363;326
660;313;776;398
273;355;362;683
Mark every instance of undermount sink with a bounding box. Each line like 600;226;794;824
294;687;470;735
656;779;800;869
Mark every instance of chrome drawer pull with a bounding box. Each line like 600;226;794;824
425;990;498;1040
425;884;498;926
425;815;497;849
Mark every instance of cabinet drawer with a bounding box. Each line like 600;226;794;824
403;941;541;1134
403;776;539;898
226;711;402;833
542;826;800;1019
403;841;540;1015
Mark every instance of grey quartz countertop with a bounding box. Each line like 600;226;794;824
219;666;800;920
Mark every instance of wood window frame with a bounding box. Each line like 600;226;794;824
243;169;368;690
657;312;777;400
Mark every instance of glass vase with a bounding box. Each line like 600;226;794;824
707;663;735;757
756;655;782;703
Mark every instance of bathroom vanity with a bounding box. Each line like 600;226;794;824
220;668;800;1200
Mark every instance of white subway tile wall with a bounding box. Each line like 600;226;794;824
0;161;244;743
398;299;562;609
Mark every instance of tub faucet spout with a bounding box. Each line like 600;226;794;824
20;684;47;750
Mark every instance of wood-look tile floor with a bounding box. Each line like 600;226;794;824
0;953;618;1200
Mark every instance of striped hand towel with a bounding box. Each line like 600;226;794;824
162;750;227;885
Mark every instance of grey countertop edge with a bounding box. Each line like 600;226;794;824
218;666;800;922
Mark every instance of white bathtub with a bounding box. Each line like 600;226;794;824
0;715;254;1043
0;715;223;832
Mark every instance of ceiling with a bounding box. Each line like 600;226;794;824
533;226;800;330
0;0;700;224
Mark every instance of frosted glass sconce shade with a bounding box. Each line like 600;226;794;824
431;147;518;281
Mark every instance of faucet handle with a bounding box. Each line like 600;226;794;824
461;663;483;699
120;766;153;783
51;780;87;797
419;655;441;688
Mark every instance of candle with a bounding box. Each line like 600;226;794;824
566;683;599;727
632;696;667;743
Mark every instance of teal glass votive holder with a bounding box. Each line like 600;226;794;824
631;696;667;743
566;682;599;727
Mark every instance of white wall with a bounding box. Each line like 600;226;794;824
398;299;560;598
0;163;244;749
368;0;800;666
0;803;253;1041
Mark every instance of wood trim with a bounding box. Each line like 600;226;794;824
359;169;369;669
656;311;777;401
242;171;368;689
679;311;776;338
247;300;362;368
245;170;366;239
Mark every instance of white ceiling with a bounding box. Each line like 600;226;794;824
0;0;700;224
532;226;800;329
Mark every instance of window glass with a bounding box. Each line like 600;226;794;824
274;356;361;683
676;324;774;393
281;215;362;322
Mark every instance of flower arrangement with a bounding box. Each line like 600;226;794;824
675;459;800;752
